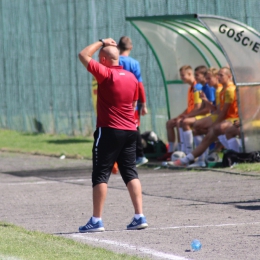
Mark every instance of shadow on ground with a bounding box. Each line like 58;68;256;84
46;139;92;144
235;205;260;210
2;167;91;179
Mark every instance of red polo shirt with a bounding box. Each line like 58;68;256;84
87;59;138;130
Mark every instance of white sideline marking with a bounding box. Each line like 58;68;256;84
2;179;88;186
149;221;260;230
100;221;260;233
71;234;190;260
70;222;260;259
74;222;260;235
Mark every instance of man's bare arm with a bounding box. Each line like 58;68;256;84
78;38;117;69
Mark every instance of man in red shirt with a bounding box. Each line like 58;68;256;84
78;38;148;232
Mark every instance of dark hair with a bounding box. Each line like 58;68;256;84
118;36;132;51
195;65;208;76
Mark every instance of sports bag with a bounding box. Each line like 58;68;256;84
141;131;167;154
222;150;260;167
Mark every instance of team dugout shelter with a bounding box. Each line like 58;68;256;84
126;14;260;153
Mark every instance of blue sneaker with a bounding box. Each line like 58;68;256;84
136;157;148;167
79;218;105;233
127;216;148;230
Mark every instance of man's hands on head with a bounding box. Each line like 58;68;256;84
102;38;117;47
79;38;117;69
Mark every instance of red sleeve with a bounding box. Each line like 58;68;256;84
87;59;110;84
134;82;139;101
138;82;146;103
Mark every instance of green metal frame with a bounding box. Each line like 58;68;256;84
152;20;211;66
165;21;222;67
180;19;223;52
126;14;198;22
129;21;171;119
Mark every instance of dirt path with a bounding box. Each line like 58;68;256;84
1;151;260;260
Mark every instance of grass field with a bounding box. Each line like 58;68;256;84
0;222;143;260
0;129;93;159
0;129;260;173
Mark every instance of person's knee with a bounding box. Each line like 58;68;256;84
214;122;233;136
125;176;139;186
213;124;222;136
225;126;239;139
92;180;108;187
225;127;232;139
193;122;199;132
204;127;216;142
182;119;188;128
176;120;183;128
166;120;175;129
92;169;110;187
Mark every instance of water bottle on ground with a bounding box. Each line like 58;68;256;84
191;239;201;251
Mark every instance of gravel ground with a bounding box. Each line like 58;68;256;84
1;151;260;260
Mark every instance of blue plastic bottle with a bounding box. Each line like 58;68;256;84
191;239;202;251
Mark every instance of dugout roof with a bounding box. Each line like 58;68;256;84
126;14;260;116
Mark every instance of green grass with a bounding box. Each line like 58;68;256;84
230;162;260;172
0;129;93;159
0;222;143;260
1;129;260;173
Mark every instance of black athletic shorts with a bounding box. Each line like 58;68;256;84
92;127;138;187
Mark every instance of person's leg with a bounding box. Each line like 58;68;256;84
118;131;142;212
136;127;144;158
191;128;216;161
215;121;234;149
91;127;120;218
174;117;182;151
93;183;107;217
126;178;147;229
135;127;148;166
227;138;240;152
193;116;214;136
127;178;143;214
225;125;240;139
225;125;241;152
178;124;185;152
193;133;204;148
158;119;177;160
218;135;229;149
166;118;177;152
171;126;218;167
79;128;123;232
192;116;214;165
117;130;147;229
182;117;196;154
192;121;233;158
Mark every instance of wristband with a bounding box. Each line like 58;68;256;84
99;39;105;47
